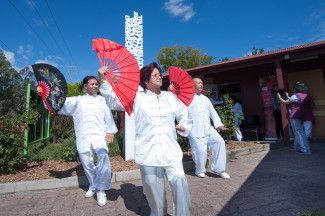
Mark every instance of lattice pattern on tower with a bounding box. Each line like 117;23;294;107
125;11;143;68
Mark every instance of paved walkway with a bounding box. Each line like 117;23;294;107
1;143;325;216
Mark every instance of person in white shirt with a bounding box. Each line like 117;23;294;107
188;78;230;179
230;96;243;141
99;62;192;216
46;76;117;206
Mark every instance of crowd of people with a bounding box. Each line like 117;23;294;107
39;62;314;214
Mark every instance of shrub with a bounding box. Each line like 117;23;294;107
178;136;190;152
215;94;235;141
0;109;39;174
109;132;123;157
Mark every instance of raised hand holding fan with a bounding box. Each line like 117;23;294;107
92;38;140;115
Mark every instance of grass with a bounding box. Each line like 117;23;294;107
302;211;325;216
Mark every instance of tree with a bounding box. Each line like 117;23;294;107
0;50;24;115
250;47;265;56
0;50;39;174
156;45;215;71
219;57;231;62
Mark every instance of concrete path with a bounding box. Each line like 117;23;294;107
0;143;324;216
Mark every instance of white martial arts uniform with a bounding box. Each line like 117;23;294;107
100;82;192;216
232;102;243;141
58;94;117;191
188;93;227;175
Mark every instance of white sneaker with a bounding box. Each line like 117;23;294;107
96;191;107;207
196;173;206;178
211;170;230;179
85;189;95;198
219;172;230;179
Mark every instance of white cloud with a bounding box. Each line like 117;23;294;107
17;44;33;64
35;56;63;68
3;50;15;66
304;8;325;42
163;0;195;22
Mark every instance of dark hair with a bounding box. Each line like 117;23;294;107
140;62;162;90
293;82;307;93
230;95;241;104
80;76;98;91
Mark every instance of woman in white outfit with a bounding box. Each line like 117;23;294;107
230;96;243;141
43;76;118;206
99;62;192;216
188;78;230;179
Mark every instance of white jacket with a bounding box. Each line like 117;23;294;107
188;94;223;138
100;82;192;166
58;94;117;153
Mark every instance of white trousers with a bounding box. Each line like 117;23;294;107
140;162;191;216
189;129;227;175
79;148;111;191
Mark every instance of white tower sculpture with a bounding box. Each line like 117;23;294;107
125;11;143;68
124;11;143;160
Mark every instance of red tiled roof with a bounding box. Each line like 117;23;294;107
186;40;325;72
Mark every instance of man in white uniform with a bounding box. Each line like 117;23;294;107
57;76;117;206
188;78;230;179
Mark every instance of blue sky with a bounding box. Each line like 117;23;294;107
1;0;324;83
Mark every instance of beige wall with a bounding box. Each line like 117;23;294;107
287;69;325;138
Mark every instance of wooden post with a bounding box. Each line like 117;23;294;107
275;61;290;145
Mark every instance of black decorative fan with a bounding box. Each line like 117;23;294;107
32;63;67;114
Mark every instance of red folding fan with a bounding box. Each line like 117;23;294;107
168;66;195;106
92;38;140;115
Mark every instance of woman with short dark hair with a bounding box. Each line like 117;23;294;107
99;62;192;216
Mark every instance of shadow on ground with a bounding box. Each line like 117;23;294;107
217;142;325;216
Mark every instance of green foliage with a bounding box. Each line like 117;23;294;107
49;83;83;144
109;132;123;157
28;129;77;161
28;135;77;161
178;136;190;152
0;50;24;116
156;45;215;71
215;94;235;141
0;109;40;174
50;115;74;144
302;211;325;216
60;133;78;161
219;57;231;62
0;50;40;174
67;82;83;97
250;47;265;55
28;131;123;161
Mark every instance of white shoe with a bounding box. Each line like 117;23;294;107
196;173;206;178
85;189;95;198
219;172;230;179
96;191;107;207
211;170;230;179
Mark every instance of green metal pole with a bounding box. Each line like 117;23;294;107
23;83;31;155
40;105;44;139
46;110;50;138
